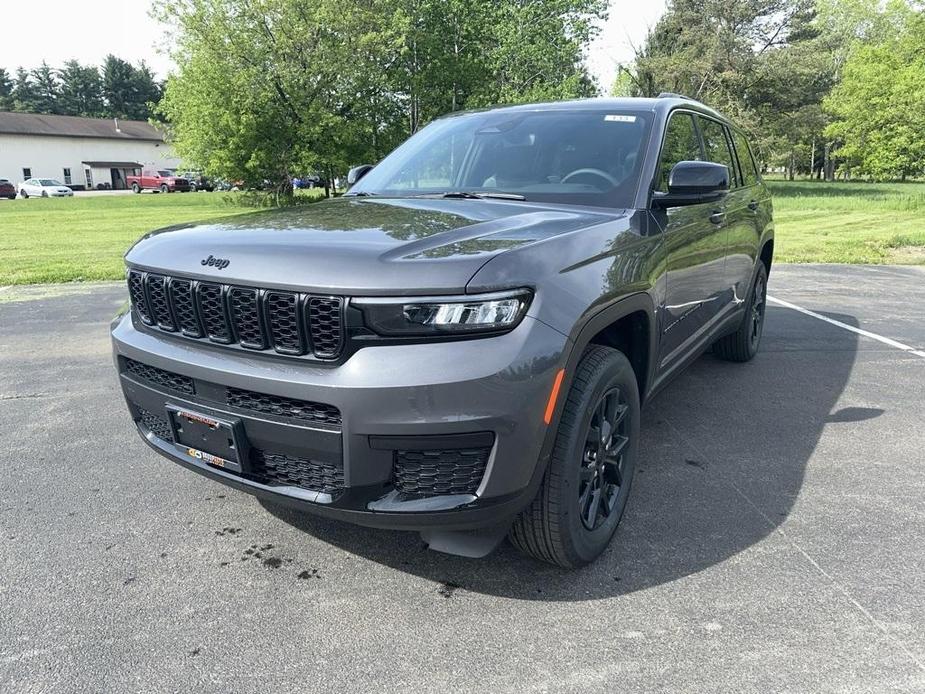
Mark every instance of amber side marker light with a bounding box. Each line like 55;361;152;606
543;368;566;425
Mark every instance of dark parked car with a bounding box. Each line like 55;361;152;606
112;95;773;567
179;171;215;192
0;178;15;199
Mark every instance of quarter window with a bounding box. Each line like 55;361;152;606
731;130;760;186
656;112;702;192
699;118;739;188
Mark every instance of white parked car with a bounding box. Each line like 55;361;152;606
19;178;74;198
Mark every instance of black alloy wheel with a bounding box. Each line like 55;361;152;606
713;262;769;362
578;387;630;531
748;269;767;351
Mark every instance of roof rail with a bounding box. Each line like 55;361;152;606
656;92;693;100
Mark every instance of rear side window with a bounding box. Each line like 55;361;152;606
699;117;739;188
656;112;702;192
731;129;760;186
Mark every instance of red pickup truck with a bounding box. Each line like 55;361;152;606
127;169;191;193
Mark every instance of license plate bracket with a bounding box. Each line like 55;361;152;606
166;405;248;474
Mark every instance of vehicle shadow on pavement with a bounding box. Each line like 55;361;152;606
264;306;859;601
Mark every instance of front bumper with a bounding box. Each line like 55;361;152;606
112;312;571;531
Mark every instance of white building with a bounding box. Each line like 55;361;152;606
0;112;180;190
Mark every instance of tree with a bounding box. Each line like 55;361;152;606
130;62;163;119
0;68;12;110
58;60;104;117
11;68;39;112
102;55;139;119
824;10;925;180
155;0;608;200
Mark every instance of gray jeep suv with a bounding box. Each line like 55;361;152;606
112;96;773;568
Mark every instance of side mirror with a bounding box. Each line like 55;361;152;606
652;161;729;208
347;164;374;187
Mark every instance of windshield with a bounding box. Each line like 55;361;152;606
39;179;63;186
350;109;652;208
158;170;174;177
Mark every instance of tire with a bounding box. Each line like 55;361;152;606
713;262;768;362
160;184;169;194
20;190;28;199
509;345;640;568
132;183;141;194
41;190;48;198
189;183;197;192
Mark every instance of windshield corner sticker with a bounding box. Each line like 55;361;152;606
604;114;636;123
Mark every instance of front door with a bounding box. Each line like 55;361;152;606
651;111;731;370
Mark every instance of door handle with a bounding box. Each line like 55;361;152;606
747;200;759;212
709;210;725;225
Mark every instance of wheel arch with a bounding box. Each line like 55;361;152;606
759;237;774;274
561;293;658;410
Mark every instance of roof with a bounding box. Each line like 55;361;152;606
82;160;142;168
0;112;165;142
438;96;728;125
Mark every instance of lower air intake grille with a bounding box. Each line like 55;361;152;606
393;448;490;497
138;408;173;442
247;450;344;494
226;387;342;426
124;358;195;395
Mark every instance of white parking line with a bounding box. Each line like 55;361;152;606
768;295;925;360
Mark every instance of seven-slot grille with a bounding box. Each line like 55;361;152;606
127;270;344;359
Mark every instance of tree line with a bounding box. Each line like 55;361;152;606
0;55;162;121
620;0;925;182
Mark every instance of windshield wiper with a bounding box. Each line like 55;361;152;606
344;191;376;197
428;191;526;201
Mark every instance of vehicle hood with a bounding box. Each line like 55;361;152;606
125;197;621;294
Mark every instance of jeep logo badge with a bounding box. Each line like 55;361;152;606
201;254;230;270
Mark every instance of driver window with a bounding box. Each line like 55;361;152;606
657;112;702;192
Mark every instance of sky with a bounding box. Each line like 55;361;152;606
1;0;666;95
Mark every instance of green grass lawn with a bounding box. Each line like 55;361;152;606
0;193;257;285
1;181;923;286
767;179;925;264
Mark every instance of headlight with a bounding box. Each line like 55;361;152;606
355;289;532;337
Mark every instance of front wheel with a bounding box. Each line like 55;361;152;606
160;184;169;194
509;346;640;568
713;263;768;362
131;182;141;194
41;190;48;198
20;190;28;199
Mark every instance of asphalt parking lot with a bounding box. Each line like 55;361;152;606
1;264;923;693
